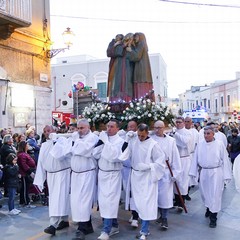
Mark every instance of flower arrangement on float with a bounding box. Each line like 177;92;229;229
120;98;175;127
81;98;175;129
81;102;116;128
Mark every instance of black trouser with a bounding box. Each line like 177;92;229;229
19;176;30;205
174;194;186;207
132;210;139;220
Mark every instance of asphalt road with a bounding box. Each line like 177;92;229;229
1;180;240;240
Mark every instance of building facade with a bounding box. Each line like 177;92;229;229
179;73;240;123
0;0;52;134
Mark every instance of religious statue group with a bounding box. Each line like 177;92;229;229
107;33;154;103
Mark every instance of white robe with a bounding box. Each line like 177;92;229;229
233;154;240;193
121;134;138;211
152;134;182;208
34;138;71;217
174;127;192;195
120;137;165;220
189;139;232;213
70;131;99;222
188;128;199;186
93;133;124;218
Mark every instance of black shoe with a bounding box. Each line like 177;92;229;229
205;208;210;218
0;204;2;208
77;222;94;235
155;217;162;224
44;225;56;235
161;218;168;230
185;194;191;201
177;206;183;213
56;221;69;230
73;230;85;240
209;221;217;228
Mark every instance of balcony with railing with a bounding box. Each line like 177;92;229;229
0;0;31;39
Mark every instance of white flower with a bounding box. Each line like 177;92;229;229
130;103;134;108
143;105;146;108
137;116;141;119
161;116;164;120
87;111;90;115
136;102;140;106
136;107;140;110
88;118;91;122
101;114;106;117
148;113;152;117
147;99;151;103
126;107;129;111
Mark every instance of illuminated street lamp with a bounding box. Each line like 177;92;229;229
46;27;74;58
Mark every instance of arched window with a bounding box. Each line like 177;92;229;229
71;73;86;86
94;72;108;101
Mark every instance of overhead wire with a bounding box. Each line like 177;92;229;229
50;14;240;24
51;0;240;24
158;0;240;9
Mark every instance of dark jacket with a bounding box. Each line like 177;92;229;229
0;144;17;166
17;152;36;177
3;164;19;188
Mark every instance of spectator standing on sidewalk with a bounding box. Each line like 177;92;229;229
3;153;21;215
17;141;36;208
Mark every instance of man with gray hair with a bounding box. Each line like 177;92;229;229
189;125;232;228
152;120;181;229
171;116;191;212
71;119;99;240
34;125;71;236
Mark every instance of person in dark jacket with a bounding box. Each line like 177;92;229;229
17;141;36;207
0;134;17;197
227;128;240;164
0;134;17;166
4;153;21;215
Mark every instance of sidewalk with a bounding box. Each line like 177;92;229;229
0;181;240;240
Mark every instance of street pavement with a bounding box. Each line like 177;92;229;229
1;180;240;240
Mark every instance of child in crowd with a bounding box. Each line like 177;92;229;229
4;153;21;215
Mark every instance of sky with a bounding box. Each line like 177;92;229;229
49;0;240;98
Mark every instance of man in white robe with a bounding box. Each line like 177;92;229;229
93;120;124;240
189;126;232;228
34;134;72;236
152;120;182;230
184;117;199;200
70;119;99;240
121;120;139;228
172;116;191;212
120;123;165;240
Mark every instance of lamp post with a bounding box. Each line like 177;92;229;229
46;27;74;58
